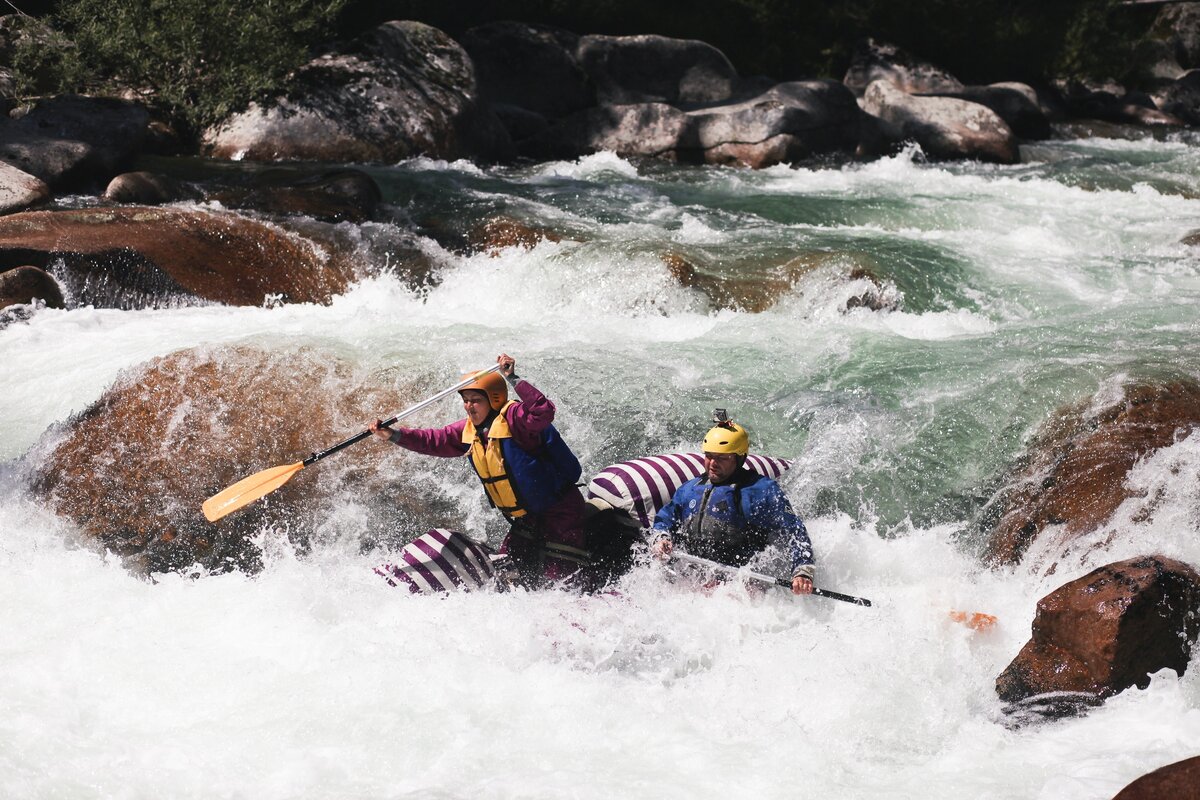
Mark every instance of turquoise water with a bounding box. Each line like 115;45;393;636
3;136;1200;798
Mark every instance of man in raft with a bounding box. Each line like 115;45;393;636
369;353;588;588
650;412;815;594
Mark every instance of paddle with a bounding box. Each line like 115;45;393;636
669;550;872;606
202;364;504;522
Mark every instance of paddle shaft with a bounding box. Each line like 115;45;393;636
671;551;872;607
302;364;504;466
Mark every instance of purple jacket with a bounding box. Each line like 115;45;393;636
387;379;556;457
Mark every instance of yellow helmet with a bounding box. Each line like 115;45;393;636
703;420;749;456
459;370;507;411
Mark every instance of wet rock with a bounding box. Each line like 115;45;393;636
1112;754;1200;800
0;160;49;214
843;38;964;97
103;171;191;205
29;346;437;576
0;264;62;309
862;79;1018;164
1054;78;1186;128
0;95;151;191
576;33;737;106
928;83;1051;140
204;21;511;164
460;21;594;117
470;217;563;255
1155;69;1200;127
984;380;1200;568
995;555;1200;714
527;81;861;167
0;206;356;308
1153;3;1200;70
662;251;890;313
205;168;383;223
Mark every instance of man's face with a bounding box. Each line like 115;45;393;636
704;451;738;483
461;390;492;426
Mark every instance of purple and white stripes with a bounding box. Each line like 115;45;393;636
375;529;496;593
586;452;791;528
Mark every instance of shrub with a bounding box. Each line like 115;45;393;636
11;0;347;133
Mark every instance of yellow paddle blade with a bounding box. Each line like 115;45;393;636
202;462;305;522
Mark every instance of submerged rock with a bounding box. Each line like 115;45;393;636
983;380;1200;568
469;216;564;256
204;21;511;164
0;264;62;309
29;346;437;576
995;555;1200;715
0;206;357;308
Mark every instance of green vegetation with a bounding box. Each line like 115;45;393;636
11;0;346;133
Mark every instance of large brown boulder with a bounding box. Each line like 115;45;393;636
995;556;1200;715
204;21;511;164
29;346;447;575
0;206;357;308
862;79;1018;164
0;160;49;214
984;380;1200;568
1113;755;1200;800
927;83;1051;140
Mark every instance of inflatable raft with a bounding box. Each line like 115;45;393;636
375;452;791;593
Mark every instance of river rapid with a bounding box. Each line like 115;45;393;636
4;135;1200;799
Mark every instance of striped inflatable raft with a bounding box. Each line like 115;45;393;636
376;452;791;592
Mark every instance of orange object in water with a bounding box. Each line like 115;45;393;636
949;610;998;630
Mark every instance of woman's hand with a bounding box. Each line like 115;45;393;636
497;353;516;377
368;419;392;440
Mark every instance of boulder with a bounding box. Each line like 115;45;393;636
526;80;861;168
204;168;383;223
928;83;1051;140
686;80;862;167
1155;69;1200;126
29;346;436;575
0;160;49;214
103;171;191;205
1113;755;1200;800
995;556;1200;714
0;207;356;308
1054;78;1186;128
1153;2;1200;70
843;38;964;97
862;79;1018;164
0;264;62;309
459;21;594;116
469;216;563;255
0;95;150;190
204;21;511;164
984;380;1200;568
576;33;737;106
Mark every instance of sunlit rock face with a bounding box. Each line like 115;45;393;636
0;207;357;308
1112;754;1200;800
983;380;1200;569
30;346;449;576
995;555;1200;716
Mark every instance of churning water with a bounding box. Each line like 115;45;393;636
4;136;1200;799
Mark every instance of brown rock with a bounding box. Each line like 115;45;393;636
103;171;188;205
996;555;1200;712
1112;755;1200;800
661;251;890;313
0;161;49;215
0;264;63;309
470;217;563;256
0;207;356;308
862;79;1018;164
30;346;441;575
984;380;1200;567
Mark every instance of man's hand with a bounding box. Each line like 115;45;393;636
791;575;813;595
368;419;392;440
497;353;516;377
650;537;674;560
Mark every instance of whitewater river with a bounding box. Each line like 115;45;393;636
4;136;1200;799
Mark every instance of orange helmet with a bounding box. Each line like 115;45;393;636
459;370;507;410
